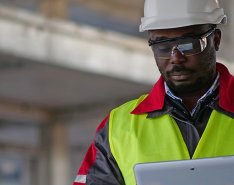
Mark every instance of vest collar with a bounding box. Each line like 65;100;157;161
132;63;234;114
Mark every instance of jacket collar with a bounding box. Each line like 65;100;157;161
218;63;234;113
132;63;234;114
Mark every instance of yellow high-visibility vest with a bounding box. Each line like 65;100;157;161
109;96;234;185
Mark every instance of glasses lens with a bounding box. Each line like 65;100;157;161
151;37;207;59
178;38;204;55
152;42;173;58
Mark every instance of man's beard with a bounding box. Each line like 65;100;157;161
166;77;208;95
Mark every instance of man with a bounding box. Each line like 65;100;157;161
73;0;234;185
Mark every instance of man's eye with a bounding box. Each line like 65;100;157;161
157;44;171;52
178;43;193;51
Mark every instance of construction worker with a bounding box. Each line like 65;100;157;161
73;0;234;184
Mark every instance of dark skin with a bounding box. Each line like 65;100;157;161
148;25;221;111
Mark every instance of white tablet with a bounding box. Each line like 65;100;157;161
134;156;234;185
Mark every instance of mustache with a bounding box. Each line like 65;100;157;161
167;65;193;75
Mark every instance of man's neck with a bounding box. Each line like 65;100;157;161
165;73;220;112
180;91;209;112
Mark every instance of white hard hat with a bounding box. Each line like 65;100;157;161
140;0;227;32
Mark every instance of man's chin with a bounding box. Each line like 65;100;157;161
167;81;201;95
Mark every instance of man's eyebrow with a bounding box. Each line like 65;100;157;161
151;36;168;41
182;32;197;37
151;32;198;41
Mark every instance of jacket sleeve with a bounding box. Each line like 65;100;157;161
73;115;125;185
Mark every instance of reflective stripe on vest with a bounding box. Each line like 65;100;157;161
109;97;234;185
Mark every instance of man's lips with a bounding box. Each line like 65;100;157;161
170;74;190;81
168;71;193;81
166;65;194;81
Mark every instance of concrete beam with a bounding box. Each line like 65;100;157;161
0;5;233;87
0;5;157;84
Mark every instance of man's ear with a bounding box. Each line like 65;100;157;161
214;29;221;51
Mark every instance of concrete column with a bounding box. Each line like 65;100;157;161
40;0;68;19
50;122;70;185
218;1;234;62
38;124;51;185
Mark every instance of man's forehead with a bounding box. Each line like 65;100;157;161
148;24;210;39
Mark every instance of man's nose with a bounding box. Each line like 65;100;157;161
170;47;187;64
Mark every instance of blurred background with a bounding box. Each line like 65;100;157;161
0;0;233;185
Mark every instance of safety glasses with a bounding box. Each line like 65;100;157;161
148;27;216;59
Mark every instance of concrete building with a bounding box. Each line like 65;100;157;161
0;1;233;185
